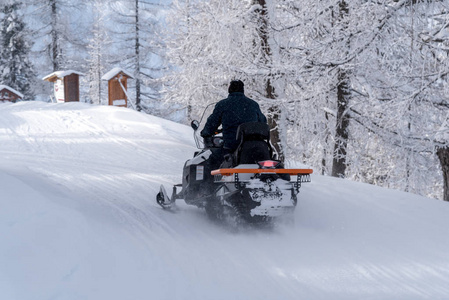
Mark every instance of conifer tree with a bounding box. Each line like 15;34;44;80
0;2;36;100
109;0;163;111
25;0;89;72
84;0;111;105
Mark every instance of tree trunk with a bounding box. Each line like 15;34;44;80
265;78;284;161
135;0;141;111
322;110;330;175
50;0;60;71
437;147;449;201
331;69;350;178
331;0;350;178
253;0;283;161
97;51;101;104
267;104;284;161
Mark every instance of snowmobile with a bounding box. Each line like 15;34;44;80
156;110;313;227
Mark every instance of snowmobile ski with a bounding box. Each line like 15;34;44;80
156;184;175;209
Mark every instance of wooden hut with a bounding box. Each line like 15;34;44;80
43;70;84;102
0;85;23;102
101;67;134;107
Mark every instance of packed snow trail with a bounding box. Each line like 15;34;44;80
1;102;449;300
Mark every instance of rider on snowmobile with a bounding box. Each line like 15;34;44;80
156;80;312;216
200;80;267;165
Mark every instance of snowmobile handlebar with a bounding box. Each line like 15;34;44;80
203;136;224;148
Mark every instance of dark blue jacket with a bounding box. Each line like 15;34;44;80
201;92;267;150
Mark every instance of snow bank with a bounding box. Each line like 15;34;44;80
1;102;449;300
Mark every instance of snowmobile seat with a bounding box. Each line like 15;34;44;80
237;141;271;164
236;122;270;141
234;122;273;165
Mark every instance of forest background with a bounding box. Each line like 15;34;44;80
1;0;449;201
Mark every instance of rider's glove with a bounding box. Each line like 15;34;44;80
203;136;214;148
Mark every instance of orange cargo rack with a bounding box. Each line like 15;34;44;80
211;168;313;177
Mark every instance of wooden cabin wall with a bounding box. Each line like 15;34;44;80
108;76;128;106
64;74;80;102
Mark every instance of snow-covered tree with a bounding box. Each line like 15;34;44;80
25;0;89;72
368;1;449;200
84;0;112;105
162;0;245;118
299;0;449;198
108;0;164;111
162;0;449;200
162;0;285;138
0;2;36;100
248;0;284;160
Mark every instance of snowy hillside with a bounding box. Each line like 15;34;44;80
1;102;449;300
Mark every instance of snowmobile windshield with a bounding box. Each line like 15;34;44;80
192;102;222;149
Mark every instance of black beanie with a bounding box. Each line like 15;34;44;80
228;80;244;94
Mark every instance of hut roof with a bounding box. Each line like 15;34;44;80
42;70;85;82
0;85;24;98
102;67;134;81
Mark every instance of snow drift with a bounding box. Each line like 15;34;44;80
1;101;449;300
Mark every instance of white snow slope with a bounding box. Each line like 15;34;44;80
1;102;449;300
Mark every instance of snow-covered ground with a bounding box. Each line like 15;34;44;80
1;101;449;300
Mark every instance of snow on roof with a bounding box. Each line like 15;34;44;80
0;84;24;98
42;70;85;81
101;67;134;81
